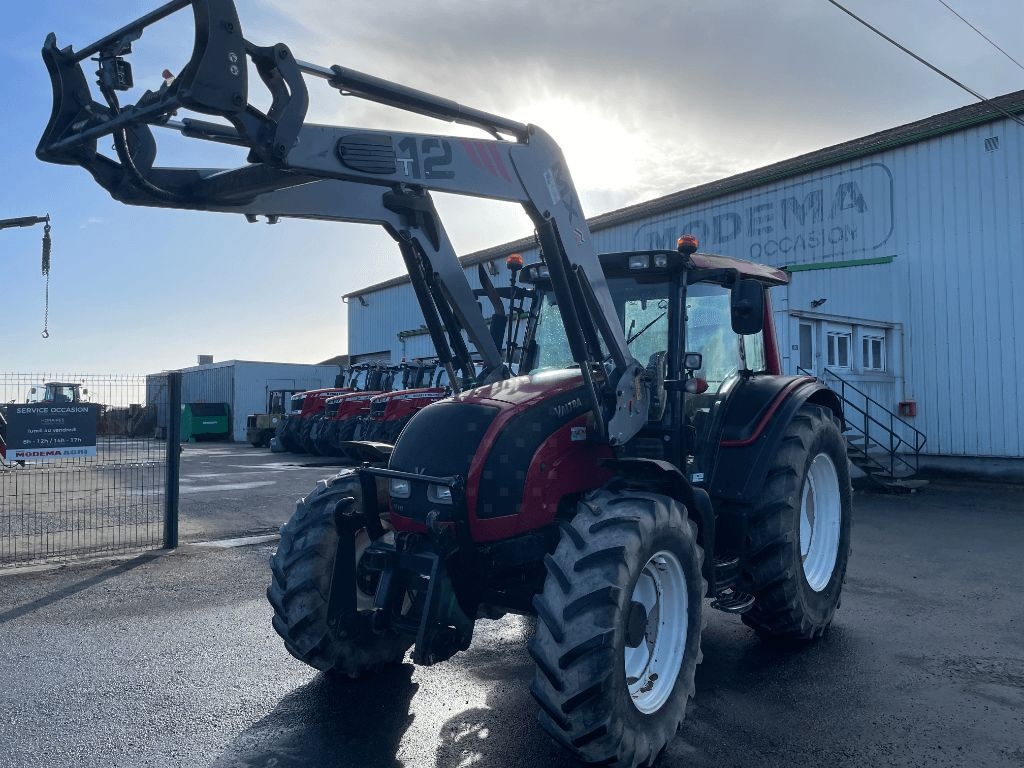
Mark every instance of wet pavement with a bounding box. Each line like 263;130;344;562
0;480;1021;768
177;443;348;542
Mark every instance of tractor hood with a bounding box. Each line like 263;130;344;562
327;391;382;419
454;368;585;411
371;387;446;403
389;368;604;536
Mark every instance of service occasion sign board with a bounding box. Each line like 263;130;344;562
4;403;99;460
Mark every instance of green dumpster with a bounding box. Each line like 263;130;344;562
181;402;231;441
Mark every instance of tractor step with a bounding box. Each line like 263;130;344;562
711;587;755;614
713;556;740;590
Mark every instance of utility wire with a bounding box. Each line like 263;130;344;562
935;0;1024;74
824;0;1024;130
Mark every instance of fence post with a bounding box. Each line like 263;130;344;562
164;370;181;549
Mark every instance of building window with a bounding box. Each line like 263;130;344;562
826;331;852;369
862;334;885;372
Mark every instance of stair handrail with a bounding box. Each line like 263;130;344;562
797;366;927;476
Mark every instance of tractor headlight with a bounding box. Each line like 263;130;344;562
389;478;411;498
628;254;650;270
427;484;453;505
653;254;669;268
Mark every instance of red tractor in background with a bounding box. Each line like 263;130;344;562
277;363;381;454
309;362;402;456
318;361;458;462
355;360;453;445
40;6;853;766
276;386;351;453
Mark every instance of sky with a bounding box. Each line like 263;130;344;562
1;0;1022;374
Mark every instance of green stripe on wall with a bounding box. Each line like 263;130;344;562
783;255;896;273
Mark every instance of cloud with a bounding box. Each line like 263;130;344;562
240;0;1022;227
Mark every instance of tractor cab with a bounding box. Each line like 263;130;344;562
28;382;86;403
519;243;789;487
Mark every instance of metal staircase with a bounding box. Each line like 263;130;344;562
798;367;928;493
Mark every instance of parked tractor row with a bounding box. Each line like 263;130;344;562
255;361;457;460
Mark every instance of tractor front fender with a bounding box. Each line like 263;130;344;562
708;376;843;503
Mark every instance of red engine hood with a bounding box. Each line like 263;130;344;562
329;391;383;418
372;386;446;402
454;369;585;411
300;388;352;416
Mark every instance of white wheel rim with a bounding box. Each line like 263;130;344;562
800;453;842;592
624;550;688;714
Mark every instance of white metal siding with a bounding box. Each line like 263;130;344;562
230;362;340;442
150;361;341;441
348;116;1024;458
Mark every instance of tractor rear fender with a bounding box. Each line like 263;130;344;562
600;458;717;590
708;376;844;504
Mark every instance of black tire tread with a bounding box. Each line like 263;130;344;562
740;404;853;641
267;470;411;676
528;489;706;768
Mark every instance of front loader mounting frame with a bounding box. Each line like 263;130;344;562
37;0;648;445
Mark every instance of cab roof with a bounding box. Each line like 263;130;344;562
521;251;789;286
688;252;789;286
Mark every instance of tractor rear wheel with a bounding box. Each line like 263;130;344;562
267;470;411;677
529;489;705;768
740;404;852;640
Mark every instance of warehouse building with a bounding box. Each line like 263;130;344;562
344;92;1024;479
147;359;342;442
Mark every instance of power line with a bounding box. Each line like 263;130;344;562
824;0;1024;130
935;0;1024;74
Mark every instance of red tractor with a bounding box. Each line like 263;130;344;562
315;390;383;457
309;363;402;456
40;7;853;765
355;360;452;445
276;386;351;453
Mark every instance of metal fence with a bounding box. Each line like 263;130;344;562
0;372;180;566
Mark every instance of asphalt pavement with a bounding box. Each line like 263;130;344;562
177;443;348;542
0;480;1022;768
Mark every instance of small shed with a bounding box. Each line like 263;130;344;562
147;360;342;441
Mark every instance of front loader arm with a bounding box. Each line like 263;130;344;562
35;0;647;444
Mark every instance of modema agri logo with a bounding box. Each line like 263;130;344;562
8;446;96;460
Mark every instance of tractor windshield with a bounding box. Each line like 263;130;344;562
529;277;767;386
43;384;79;403
530;277;671;374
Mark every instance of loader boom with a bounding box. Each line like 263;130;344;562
36;0;646;444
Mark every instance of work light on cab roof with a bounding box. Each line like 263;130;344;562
678;233;699;255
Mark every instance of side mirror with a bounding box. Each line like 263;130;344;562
683;352;703;372
731;279;765;335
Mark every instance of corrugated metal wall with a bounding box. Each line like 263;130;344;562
230;362;339;441
147;362;341;441
348;115;1024;458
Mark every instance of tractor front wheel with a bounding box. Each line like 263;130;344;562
267;470;411;677
741;404;853;640
529;489;705;768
